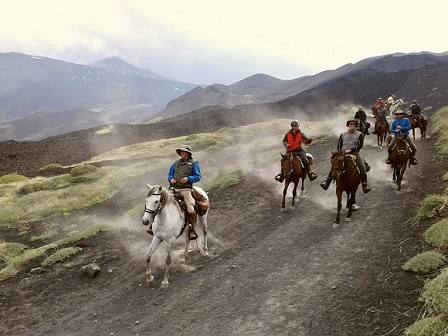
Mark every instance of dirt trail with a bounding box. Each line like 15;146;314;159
1;132;447;336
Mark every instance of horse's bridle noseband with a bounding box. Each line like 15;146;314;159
144;192;163;217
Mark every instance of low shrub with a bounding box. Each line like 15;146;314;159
420;268;448;315
38;164;64;173
70;164;98;176
418;195;448;220
402;251;446;274
424;219;448;250
404;316;448;336
41;247;82;267
0;174;29;184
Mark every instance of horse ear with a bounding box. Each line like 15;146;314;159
146;183;152;189
158;186;163;192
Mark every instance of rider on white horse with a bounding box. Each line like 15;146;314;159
167;144;202;240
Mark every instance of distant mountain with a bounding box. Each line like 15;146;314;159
0;52;199;125
146;52;448;124
2;51;448;141
276;53;448;116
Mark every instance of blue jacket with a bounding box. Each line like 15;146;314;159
168;159;201;185
391;117;411;136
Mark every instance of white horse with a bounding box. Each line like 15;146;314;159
142;184;209;288
388;98;405;119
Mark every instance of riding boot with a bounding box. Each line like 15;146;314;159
361;176;371;194
364;161;371;172
274;172;285;183
146;227;154;235
305;164;317;181
187;212;198;240
410;151;419;165
320;176;332;190
385;149;392;164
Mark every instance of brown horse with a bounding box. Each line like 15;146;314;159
389;136;411;192
405;114;428;140
330;151;361;224
280;153;307;212
375;116;388;147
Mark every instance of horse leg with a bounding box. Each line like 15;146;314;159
345;192;354;222
395;166;402;191
300;177;305;196
145;237;162;286
198;213;209;257
334;190;342;225
281;182;289;212
290;183;298;209
161;238;176;288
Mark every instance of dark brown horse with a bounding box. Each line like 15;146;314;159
280;153;307;212
389;136;411;192
330;151;361;224
405;114;428;140
375;116;388;147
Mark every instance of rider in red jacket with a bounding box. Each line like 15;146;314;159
275;120;317;183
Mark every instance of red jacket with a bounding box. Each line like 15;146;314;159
283;130;312;152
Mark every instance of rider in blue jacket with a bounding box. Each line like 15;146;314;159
386;109;418;165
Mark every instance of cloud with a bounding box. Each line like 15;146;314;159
0;0;447;84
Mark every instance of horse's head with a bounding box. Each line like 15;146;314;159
330;151;346;180
142;184;166;226
280;153;294;179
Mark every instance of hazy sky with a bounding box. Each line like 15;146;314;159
1;0;446;85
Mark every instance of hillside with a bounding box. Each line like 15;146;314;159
1;114;447;335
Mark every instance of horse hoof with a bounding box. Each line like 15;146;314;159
351;204;360;211
290;206;295;210
280;208;286;212
332;223;340;228
345;218;352;222
160;281;169;289
146;275;154;285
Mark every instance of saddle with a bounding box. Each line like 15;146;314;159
171;187;210;217
291;152;314;165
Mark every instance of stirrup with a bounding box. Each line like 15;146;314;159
188;224;198;240
320;180;331;190
385;158;391;164
411;158;418;165
362;183;371;194
308;172;317;181
274;173;284;183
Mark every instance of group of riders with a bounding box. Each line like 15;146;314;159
274;96;424;194
152;97;424;240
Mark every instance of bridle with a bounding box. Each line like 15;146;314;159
331;152;357;180
144;192;164;218
281;158;294;178
331;153;346;179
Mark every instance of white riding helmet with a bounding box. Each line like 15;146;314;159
290;120;300;126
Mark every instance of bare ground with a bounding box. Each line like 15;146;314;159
0;127;447;336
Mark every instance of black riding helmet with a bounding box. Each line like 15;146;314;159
346;119;359;127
